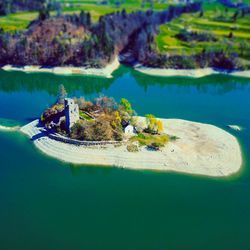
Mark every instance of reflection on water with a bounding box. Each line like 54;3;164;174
0;67;250;96
131;69;250;95
1;67;250;250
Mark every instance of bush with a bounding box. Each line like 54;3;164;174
147;142;164;151
176;30;217;42
127;144;139;152
130;132;169;147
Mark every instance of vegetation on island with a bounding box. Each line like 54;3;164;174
41;85;169;150
129;114;168;150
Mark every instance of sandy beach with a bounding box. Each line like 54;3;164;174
20;117;242;177
1;57;120;78
135;65;250;78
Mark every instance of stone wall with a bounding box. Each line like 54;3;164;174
48;133;124;146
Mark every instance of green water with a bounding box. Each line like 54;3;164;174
0;67;250;250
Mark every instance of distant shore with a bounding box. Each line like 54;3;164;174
135;65;250;78
20;117;242;177
2;60;250;79
1;57;120;78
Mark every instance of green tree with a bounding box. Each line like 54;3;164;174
145;114;164;134
120;98;133;114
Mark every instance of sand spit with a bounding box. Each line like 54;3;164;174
135;66;250;78
20;118;242;177
0;125;20;131
1;57;120;78
227;125;243;131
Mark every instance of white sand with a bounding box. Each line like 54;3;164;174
135;65;250;78
20;118;242;177
227;125;243;131
1;57;120;78
0;125;20;131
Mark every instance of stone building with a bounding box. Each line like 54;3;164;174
64;98;79;133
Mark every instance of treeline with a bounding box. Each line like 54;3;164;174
143;50;250;71
0;2;202;67
0;0;60;16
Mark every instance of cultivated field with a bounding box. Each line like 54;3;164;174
156;2;250;62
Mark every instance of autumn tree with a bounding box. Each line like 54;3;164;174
111;111;122;129
145;114;164;134
95;95;116;112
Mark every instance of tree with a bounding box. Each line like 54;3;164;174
199;10;203;18
111;111;122;129
57;84;67;104
86;12;91;26
232;10;238;22
38;4;50;21
228;31;233;39
156;120;164;133
95;95;116;112
145;114;163;134
93;120;113;141
71;121;86;140
120;98;133;115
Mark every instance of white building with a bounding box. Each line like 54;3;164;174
124;124;135;135
64;98;79;133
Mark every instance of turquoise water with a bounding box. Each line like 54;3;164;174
0;67;250;249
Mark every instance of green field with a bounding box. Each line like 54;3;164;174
0;0;172;32
156;3;250;60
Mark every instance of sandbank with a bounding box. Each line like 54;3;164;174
20;117;242;177
0;125;20;131
135;65;250;78
1;57;120;78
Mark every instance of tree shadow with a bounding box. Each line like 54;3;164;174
31;131;47;141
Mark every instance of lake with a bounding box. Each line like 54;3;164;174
0;66;250;250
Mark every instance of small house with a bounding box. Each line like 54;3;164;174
124;124;135;135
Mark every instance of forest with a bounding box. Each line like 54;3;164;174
0;2;201;67
0;1;249;70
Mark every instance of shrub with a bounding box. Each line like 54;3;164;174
127;144;139;152
147;142;164;151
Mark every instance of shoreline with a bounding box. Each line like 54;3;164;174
2;60;250;79
135;65;250;78
20;117;242;177
1;57;120;78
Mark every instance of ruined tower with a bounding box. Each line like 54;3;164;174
64;98;79;133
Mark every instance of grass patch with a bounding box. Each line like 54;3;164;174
0;12;38;32
79;110;93;121
0;0;173;32
130;132;169;147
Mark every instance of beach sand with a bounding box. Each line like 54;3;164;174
135;66;250;78
1;57;120;78
0;125;20;131
20;117;242;177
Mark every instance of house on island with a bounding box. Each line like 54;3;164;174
121;120;135;136
124;124;135;135
65;98;79;133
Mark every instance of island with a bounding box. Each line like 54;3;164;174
20;85;242;177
